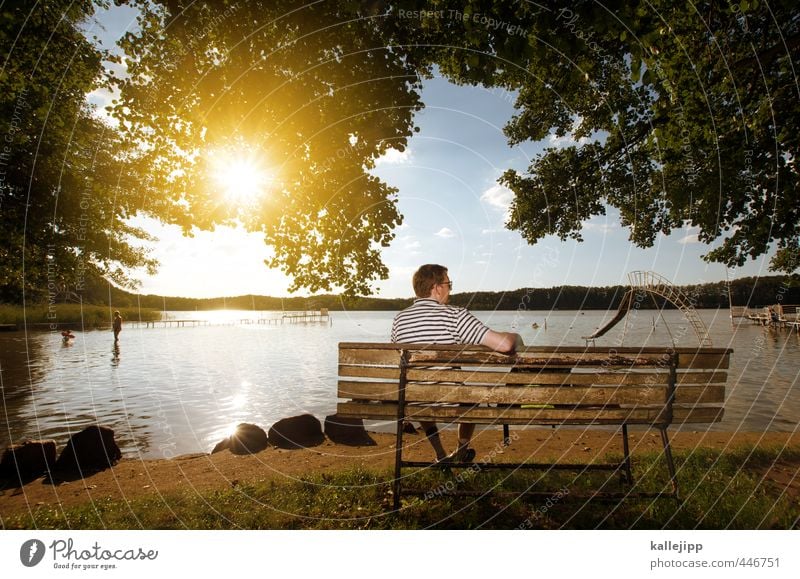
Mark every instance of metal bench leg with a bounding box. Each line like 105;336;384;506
393;350;409;511
659;426;679;499
621;424;634;486
393;416;403;511
503;424;510;446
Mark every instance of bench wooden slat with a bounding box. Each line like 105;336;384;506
338;381;399;399
336;402;723;424
676;371;727;384
408;350;673;367
408;351;731;369
407;368;671;385
406;368;726;385
338;381;725;405
676;352;730;369
339;365;725;385
339;348;401;365
339;365;401;380
409;384;671;405
339;342;733;354
675;384;725;404
341;382;663;405
340;348;730;370
339;382;725;405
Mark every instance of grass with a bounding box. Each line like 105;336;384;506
0;304;161;326
3;446;798;530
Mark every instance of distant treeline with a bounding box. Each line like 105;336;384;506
449;275;800;311
39;273;799;312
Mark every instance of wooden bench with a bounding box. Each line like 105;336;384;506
336;342;732;509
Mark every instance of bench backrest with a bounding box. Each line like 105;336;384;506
337;343;731;426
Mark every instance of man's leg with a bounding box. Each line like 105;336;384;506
457;423;475;450
439;423;476;463
419;421;447;460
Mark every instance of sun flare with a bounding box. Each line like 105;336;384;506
210;150;273;205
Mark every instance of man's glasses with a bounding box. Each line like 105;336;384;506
439;281;453;289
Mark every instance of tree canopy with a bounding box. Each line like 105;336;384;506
391;0;799;273
0;0;157;303
3;1;797;303
112;0;425;295
114;0;798;297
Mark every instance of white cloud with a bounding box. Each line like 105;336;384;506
434;227;456;239
395;235;422;256
86;87;119;126
547;116;592;148
390;265;419;278
480;184;514;213
374;147;413;166
127;218;293;298
582;219;618;234
676;226;701;245
548;133;591;148
398;235;421;254
480;183;514;226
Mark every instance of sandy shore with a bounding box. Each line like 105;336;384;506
2;428;799;516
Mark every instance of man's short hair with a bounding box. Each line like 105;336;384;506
413;264;448;298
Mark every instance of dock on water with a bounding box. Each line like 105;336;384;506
729;306;751;319
141;319;211;328
744;304;799;330
281;308;331;324
2;310;334;332
130;309;332;329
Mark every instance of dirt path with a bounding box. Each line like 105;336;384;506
2;429;799;517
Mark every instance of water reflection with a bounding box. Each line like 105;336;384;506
0;310;797;459
0;332;53;412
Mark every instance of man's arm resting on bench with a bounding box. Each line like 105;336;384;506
480;330;524;354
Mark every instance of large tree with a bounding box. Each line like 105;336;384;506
112;0;424;295
6;1;795;304
0;0;158;303
393;0;799;273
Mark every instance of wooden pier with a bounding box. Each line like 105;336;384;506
133;309;331;329
729;306;751;319
143;319;211;328
281;309;331;324
0;308;333;332
744;304;799;330
5;310;334;332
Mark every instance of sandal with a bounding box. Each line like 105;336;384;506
447;446;476;464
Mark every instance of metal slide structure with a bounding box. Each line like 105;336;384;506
582;271;713;347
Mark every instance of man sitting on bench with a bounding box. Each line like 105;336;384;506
391;264;523;464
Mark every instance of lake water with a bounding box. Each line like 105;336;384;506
1;309;798;458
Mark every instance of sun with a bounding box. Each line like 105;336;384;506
210;150;273;205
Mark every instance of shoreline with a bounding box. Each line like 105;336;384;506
2;429;799;517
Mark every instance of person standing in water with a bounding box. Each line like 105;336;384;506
113;311;123;342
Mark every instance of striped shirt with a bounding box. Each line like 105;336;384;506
391;298;490;345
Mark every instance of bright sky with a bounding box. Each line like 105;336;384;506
85;6;776;299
